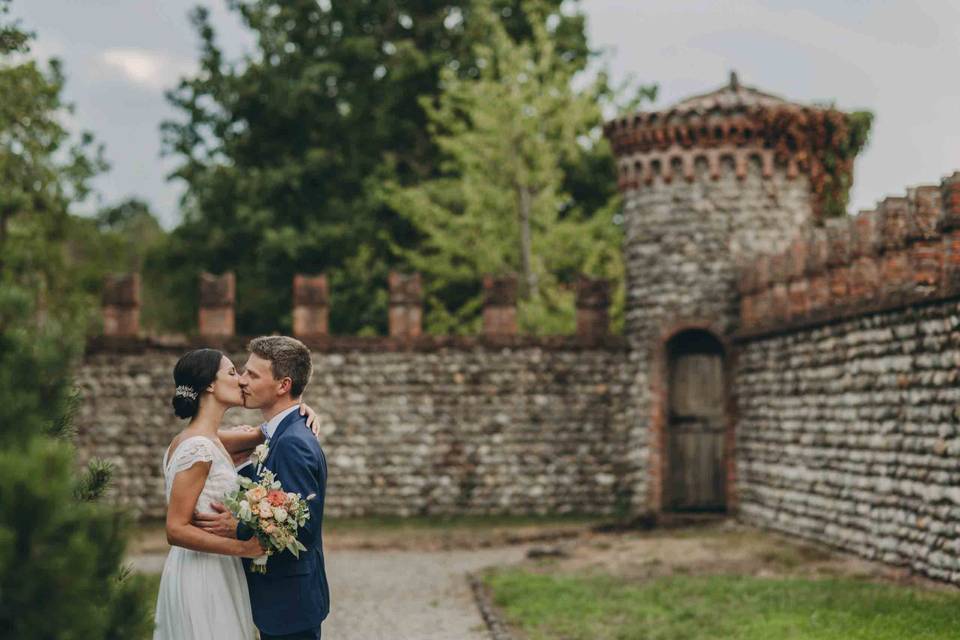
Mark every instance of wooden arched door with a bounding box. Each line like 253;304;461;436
663;330;727;511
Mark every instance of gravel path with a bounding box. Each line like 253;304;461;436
323;547;525;640
131;546;526;640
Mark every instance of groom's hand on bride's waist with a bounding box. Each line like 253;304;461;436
193;502;238;538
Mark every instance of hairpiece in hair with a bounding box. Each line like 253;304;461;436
175;385;199;401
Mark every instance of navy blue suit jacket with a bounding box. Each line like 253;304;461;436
238;408;330;635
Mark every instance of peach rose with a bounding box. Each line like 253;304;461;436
258;500;273;518
247;486;268;503
267;490;287;507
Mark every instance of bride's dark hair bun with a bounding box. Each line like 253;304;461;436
171;348;223;419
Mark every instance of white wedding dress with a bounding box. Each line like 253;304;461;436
154;435;257;639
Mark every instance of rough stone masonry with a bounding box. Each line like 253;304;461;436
79;336;631;520
735;172;960;583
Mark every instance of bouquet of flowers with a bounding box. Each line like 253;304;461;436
224;468;314;573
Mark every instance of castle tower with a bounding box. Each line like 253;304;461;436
604;73;860;515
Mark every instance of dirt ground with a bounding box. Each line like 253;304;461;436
512;517;956;591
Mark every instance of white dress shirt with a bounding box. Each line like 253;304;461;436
235;404;301;472
260;404;300;440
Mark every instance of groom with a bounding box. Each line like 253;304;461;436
197;335;329;639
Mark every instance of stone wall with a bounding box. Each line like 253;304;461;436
75;337;630;520
734;172;960;583
619;160;814;511
623;160;814;345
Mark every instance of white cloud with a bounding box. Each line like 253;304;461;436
100;48;192;91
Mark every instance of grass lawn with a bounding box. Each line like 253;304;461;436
484;570;960;640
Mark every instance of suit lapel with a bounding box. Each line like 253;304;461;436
264;408;301;469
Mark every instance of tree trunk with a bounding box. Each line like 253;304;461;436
517;185;537;300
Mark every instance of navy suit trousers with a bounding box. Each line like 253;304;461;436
260;626;321;640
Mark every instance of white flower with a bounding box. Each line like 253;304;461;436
239;500;252;520
258;499;273;518
253;443;270;465
273;507;288;523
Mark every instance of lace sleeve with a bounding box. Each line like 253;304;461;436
169;436;216;476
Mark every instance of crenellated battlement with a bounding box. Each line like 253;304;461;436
603;73;867;223
737;171;960;335
604;89;816;191
614;148;781;188
96;270;616;348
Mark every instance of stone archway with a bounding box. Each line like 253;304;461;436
662;329;727;511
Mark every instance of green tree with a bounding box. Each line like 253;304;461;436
0;288;154;639
95;197;164;239
0;4;153;636
159;0;595;335
66;198;170;332
0;1;106;333
384;1;653;334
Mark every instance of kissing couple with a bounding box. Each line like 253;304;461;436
153;335;329;639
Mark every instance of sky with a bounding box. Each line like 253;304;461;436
10;0;960;229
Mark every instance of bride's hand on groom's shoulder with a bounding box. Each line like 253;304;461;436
193;502;238;539
298;402;322;437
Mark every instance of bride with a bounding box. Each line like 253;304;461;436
154;347;320;639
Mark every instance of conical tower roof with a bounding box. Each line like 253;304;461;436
669;72;794;113
603;71;817;158
603;72;866;221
